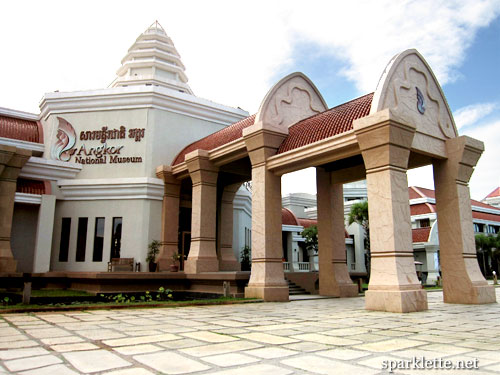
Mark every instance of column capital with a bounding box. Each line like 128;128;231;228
354;108;416;171
185;149;218;186
242;127;287;167
443;136;484;184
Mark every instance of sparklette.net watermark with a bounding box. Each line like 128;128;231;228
382;357;479;373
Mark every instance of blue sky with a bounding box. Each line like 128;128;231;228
1;0;499;200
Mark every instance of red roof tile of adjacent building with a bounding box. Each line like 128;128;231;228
410;204;433;215
297;218;317;229
471;199;499;210
412;227;431;242
408;186;435;199
277;93;373;154
0;115;42;143
484;187;500;199
16;178;45;195
282;208;299;226
172;114;256;165
472;211;500;222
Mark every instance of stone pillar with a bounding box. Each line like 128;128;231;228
424;245;440;285
33;194;56;273
243;128;288;301
433;136;496;304
155;165;182;271
184;150;219;273
0;146;31;272
354;110;428;313
316;167;358;297
218;183;241;271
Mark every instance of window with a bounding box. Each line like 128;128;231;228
92;218;105;262
244;227;251;248
110;217;123;259
58;218;71;262
75;218;88;262
419;218;430;228
474;223;484;233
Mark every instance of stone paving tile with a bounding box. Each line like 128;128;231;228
18;364;79;375
282;354;379;375
103;369;156;375
113;344;163;355
180;341;262;357
0;347;49;360
4;354;62;372
290;333;362;346
0;334;29;343
244;347;298;359
236;332;299;345
41;336;85;345
0;340;38;349
357;354;407;370
75;328;126;340
50;342;100;352
134;351;211;374
103;333;179;347
24;327;71;339
158;338;207;349
181;330;239;343
201;352;260;367
63;349;131;373
315;348;371;360
209;364;294;375
283;341;332;352
353;338;426;352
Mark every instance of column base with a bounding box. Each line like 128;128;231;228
0;258;17;272
184;257;219;273
444;283;496;304
245;285;289;301
320;282;358;298
366;288;428;313
219;260;241;271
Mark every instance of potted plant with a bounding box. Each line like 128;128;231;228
146;240;161;272
171;253;181;272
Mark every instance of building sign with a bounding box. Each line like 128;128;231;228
51;117;145;165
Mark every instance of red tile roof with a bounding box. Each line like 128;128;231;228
485;187;500;199
297;218;316;229
472;211;500;222
282;208;299;226
172;114;256;165
408;186;435;199
410;204;433;215
0;115;42;143
277;93;373;154
16;178;46;195
412;227;431;242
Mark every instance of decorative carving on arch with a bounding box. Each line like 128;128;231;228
371;49;458;140
252;72;328;134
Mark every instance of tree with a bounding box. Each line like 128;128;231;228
301;225;318;254
348;201;370;273
476;233;500;276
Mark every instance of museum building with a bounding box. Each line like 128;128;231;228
1;22;496;312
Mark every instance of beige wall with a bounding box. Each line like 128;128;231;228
50;199;161;272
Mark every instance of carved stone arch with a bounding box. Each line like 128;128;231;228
371;49;458;140
252;72;328;134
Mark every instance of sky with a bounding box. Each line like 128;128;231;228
1;0;500;200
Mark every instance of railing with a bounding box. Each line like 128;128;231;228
298;262;310;271
283;262;290;271
283;262;310;272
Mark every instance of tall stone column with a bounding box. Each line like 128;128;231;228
155;165;181;271
354;110;428;313
218;183;241;271
243;128;288;301
0;146;31;272
316;167;358;297
433;136;495;304
184;150;219;273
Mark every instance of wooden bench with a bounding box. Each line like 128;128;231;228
107;258;138;272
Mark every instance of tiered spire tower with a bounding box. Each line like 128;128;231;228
110;21;193;94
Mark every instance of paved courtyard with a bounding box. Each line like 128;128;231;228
0;289;499;375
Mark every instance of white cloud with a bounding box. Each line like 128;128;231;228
453;103;497;129
1;1;499;114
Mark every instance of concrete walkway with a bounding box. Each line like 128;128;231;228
0;289;499;374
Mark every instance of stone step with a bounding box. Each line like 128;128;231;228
285;278;309;295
